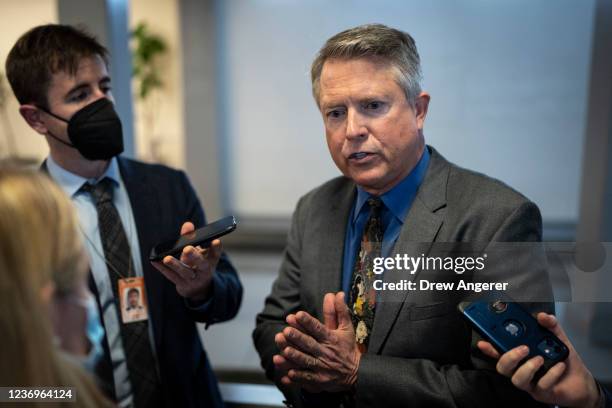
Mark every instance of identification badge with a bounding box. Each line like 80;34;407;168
118;277;149;324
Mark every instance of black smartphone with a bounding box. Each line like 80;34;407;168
458;301;569;380
149;216;237;261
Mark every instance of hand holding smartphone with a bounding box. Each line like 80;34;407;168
459;301;569;381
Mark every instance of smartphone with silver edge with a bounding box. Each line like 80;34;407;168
149;216;237;261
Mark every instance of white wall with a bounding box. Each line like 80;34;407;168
0;0;57;161
220;0;595;222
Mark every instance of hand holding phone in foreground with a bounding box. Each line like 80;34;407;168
151;221;222;303
478;312;602;408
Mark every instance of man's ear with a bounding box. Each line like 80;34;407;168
414;92;430;131
19;104;49;136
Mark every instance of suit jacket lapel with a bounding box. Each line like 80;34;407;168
368;147;449;353
118;157;165;348
317;179;356;303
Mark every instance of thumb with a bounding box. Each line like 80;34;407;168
537;312;573;350
181;221;195;235
335;292;352;329
323;293;338;330
537;313;565;339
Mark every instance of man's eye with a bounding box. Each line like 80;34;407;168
101;86;112;94
365;101;383;110
70;91;88;102
327;109;345;119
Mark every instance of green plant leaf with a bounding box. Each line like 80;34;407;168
130;21;168;100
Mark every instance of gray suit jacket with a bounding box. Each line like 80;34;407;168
253;146;553;407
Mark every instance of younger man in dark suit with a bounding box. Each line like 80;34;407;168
6;24;242;408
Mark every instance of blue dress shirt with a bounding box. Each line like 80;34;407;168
342;147;430;296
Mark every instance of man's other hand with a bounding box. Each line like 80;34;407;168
273;292;361;393
477;312;601;408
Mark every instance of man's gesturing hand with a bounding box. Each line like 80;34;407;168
273;292;361;393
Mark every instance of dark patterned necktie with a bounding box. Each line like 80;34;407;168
349;197;384;353
81;178;162;407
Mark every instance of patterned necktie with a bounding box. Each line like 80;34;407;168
349;197;384;353
81;178;162;407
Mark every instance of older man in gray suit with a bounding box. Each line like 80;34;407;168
253;24;553;407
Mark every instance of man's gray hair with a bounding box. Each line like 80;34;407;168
311;23;422;106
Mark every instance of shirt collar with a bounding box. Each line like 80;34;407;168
46;155;121;198
353;146;430;224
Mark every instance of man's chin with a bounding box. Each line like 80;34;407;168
349;172;389;194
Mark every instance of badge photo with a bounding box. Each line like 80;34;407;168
119;277;149;324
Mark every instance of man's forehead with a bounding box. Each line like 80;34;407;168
322;56;391;73
319;58;399;104
49;55;109;87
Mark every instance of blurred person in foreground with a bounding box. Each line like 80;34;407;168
5;24;242;407
0;167;113;407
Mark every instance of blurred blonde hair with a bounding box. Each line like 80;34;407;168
0;167;113;407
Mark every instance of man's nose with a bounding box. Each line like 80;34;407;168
345;109;367;140
93;89;114;103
